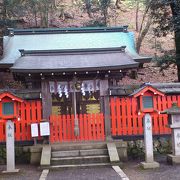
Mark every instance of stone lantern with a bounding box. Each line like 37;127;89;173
162;102;180;165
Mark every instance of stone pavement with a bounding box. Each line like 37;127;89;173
47;167;122;180
0;165;122;180
0;165;41;180
2;155;180;180
123;155;180;180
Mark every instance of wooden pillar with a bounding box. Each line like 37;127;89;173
100;79;111;139
41;80;52;120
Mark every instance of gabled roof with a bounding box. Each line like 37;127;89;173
130;85;165;97
0;26;151;69
0;91;23;102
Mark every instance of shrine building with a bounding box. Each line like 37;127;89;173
0;26;151;142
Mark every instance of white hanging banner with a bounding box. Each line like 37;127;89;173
57;82;69;97
49;80;100;96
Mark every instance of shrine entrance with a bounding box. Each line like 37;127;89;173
51;80;101;115
52;91;100;115
49;79;104;142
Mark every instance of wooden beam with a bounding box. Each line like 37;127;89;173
41;80;52;120
100;79;111;139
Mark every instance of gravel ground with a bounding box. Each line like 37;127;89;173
47;167;122;180
0;165;42;180
123;155;180;180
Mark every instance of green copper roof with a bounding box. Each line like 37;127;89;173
0;27;151;67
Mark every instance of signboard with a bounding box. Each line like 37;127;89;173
31;123;39;137
40;122;50;136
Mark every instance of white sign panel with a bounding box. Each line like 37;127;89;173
40;122;50;136
31;123;39;137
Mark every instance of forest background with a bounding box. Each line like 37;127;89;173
0;0;179;86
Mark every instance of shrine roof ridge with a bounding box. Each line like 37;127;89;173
109;83;180;96
7;26;128;36
19;47;127;56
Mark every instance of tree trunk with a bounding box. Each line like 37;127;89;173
174;31;180;81
0;0;7;56
170;1;180;81
85;0;92;18
136;18;152;53
115;0;121;9
135;1;139;32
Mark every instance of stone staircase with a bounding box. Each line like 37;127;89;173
39;141;126;169
50;142;112;169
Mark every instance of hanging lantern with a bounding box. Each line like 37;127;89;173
75;82;81;90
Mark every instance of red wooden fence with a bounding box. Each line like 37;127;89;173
110;95;180;136
0;100;42;142
50;113;105;143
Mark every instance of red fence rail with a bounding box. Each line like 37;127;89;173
0;100;42;142
110;95;180;136
50;113;105;143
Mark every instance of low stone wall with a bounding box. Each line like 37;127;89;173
23;146;43;165
0;145;30;165
127;137;172;160
114;140;128;161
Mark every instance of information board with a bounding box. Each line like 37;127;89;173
31;123;39;137
40;122;50;136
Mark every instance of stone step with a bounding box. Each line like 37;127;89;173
51;148;108;158
52;150;79;158
49;162;111;169
51;142;107;151
51;155;110;165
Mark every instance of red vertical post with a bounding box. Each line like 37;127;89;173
159;114;164;134
110;98;116;136
26;101;31;140
84;114;88;141
36;101;42;123
15;102;20;141
62;115;67;141
127;98;132;135
116;98;122;136
92;114;96;140
153;114;159;134
121;98;127;135
96;114;100;140
167;96;173;108
71;114;75;141
132;98;138;135
67;114;71;141
59;115;63;142
54;115;58;142
79;114;84;141
138;114;143;135
88;114;92;140
21;102;26;141
49;115;54;143
100;113;105;140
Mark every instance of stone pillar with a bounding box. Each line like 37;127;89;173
161;103;180;165
172;129;180;156
167;119;180;164
2;120;19;173
141;114;159;169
